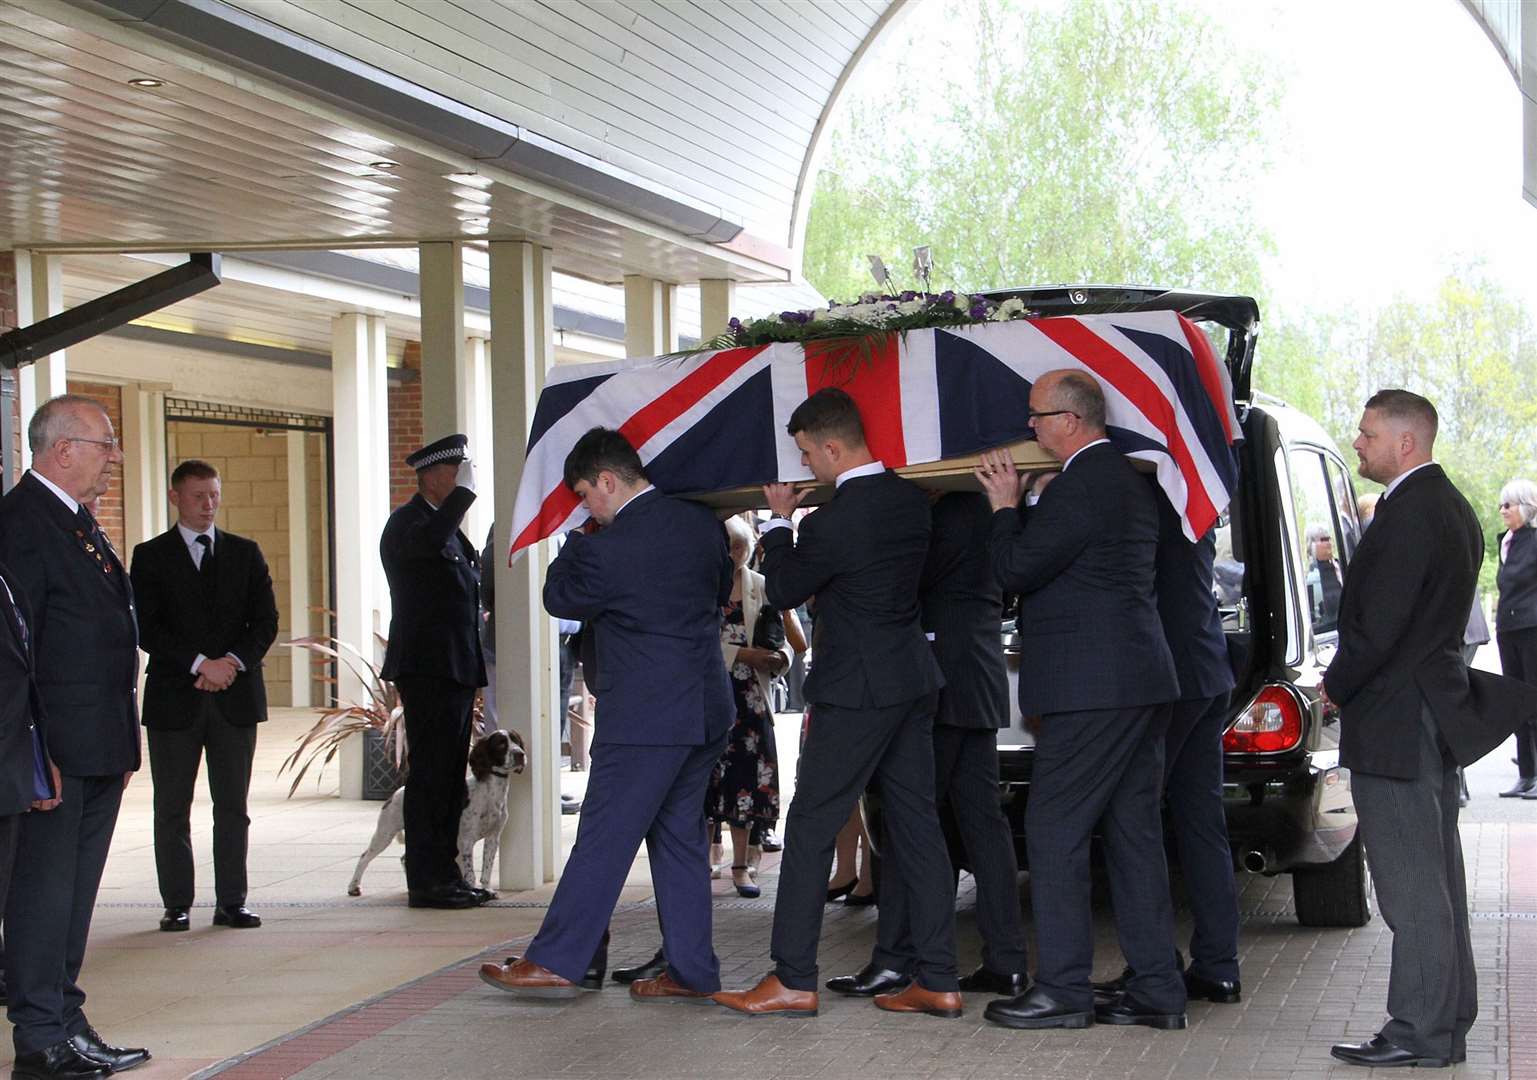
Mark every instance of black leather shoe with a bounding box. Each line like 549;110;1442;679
407;883;479;909
1500;778;1536;798
1091;964;1132;1003
612;949;667;984
212;905;262;928
1330;1035;1450;1068
844;887;877;907
826;964;912;997
466;887;494;905
503;953;604;991
1094;996;1187;1030
158;906;190;932
983;986;1094;1030
71;1027;151;1072
958;967;1027;995
12;1039;112;1079
1184;970;1241;1004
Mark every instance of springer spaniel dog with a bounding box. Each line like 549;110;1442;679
347;728;526;898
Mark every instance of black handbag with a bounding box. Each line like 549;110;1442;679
752;602;787;651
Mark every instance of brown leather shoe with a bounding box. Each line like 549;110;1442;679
711;973;818;1017
630;970;714;1003
478;957;585;999
875;981;964;1018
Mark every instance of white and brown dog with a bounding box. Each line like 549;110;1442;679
348;729;526;898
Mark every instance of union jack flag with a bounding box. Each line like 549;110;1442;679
509;310;1240;557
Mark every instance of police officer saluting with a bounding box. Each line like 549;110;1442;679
380;434;488;910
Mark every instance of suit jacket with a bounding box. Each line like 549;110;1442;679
0;472;140;775
543;489;733;746
0;561;55;815
760;469;944;709
1326;464;1535;778
989;442;1177;716
380;489;486;688
1495;526;1537;634
920;492;1008;729
1154;484;1236;703
131;526;279;729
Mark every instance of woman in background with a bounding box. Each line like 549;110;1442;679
1495;479;1537;799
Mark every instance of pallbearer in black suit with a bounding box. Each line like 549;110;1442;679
714;388;960;1021
976;370;1185;1032
0;395;149;1080
380;434;487;910
131;460;279;933
827;491;1028;1000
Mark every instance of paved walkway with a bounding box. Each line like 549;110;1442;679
3;706;1536;1080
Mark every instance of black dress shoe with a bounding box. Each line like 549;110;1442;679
1091;964;1132;1003
1330;1035;1450;1068
1184;970;1241;1004
1094;996;1187;1030
826;878;856;903
983;986;1094;1030
71;1027;151;1072
212;905;262;928
1499;777;1536;798
159;906;190;932
466;887;494;905
844;887;877;907
503;953;604;990
12;1039;111;1079
826;964;912;997
407;883;479;909
958;967;1028;995
612;948;667;984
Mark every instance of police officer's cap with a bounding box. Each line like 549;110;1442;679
405;433;469;471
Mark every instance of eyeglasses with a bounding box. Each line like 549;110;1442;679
66;436;120;452
1027;409;1079;422
1501;502;1512;510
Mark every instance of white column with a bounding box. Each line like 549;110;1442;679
13;251;68;466
286;430;313;708
120;384;167;553
622;274;678;358
491;240;561;890
463;335;494;548
331;313;375;799
700;279;737;340
366;316;392;649
419;240;467;441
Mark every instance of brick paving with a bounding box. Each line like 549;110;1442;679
194;820;1536;1080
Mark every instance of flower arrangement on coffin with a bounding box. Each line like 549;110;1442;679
697;290;1035;352
278;632;405;798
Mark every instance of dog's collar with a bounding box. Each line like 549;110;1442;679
489;768;510;777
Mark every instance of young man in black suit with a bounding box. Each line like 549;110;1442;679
976;369;1185;1032
1324;390;1533;1069
380;434;487;910
131;459;279;933
0;394;149;1079
714;388;960;1020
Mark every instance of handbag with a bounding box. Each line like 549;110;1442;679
752;602;787;651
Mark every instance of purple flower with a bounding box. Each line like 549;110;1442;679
899;290;917;301
938;290;956;304
728;317;742;329
780;310;811;325
969;302;989;320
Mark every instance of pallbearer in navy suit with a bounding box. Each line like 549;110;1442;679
480;428;734;1002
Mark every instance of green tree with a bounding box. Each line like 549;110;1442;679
802;0;1282;302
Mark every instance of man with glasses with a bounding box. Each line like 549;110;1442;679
0;394;149;1079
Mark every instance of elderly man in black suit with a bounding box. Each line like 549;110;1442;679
827;490;1028;1000
0;394;149;1080
380;434;487;910
1324;390;1534;1069
131;459;279;933
714;388;960;1021
976;369;1185;1032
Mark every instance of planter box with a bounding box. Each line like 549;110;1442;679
361;728;403;801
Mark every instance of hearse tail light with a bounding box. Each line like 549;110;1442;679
1222;684;1304;754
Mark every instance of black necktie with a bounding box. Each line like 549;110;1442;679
196;534;214;577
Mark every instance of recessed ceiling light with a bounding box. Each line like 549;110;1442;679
369;160;399;170
127;77;164;88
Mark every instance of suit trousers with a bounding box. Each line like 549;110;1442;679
1028;704;1185;1013
0;812;16;920
872;724;1027;977
396;677;476;892
1163;692;1240;983
5;774;123;1055
1495;628;1537;778
524;734;727;991
771;692;959;992
1350;702;1475;1060
147;697;258;908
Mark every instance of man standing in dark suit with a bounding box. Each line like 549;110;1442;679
976;369;1185;1032
380;434;486;910
1324;390;1533;1069
131;459;278;933
0;394;149;1079
479;427;734;1001
714;388;960;1020
826;490;1027;1000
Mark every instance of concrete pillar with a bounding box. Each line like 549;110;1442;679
419;241;467;441
490;239;561;890
622;274;679;357
286;430;313;709
464;335;494;548
13;251;67;466
366;315;391;647
120;384;167;553
700;279;737;341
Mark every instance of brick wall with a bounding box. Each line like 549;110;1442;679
66;380;125;554
387;341;422;509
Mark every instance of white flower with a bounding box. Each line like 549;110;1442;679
953;293;971;312
757;760;775;788
735;792;753;818
810;308;830;322
996;297;1027;320
897;300;924;315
